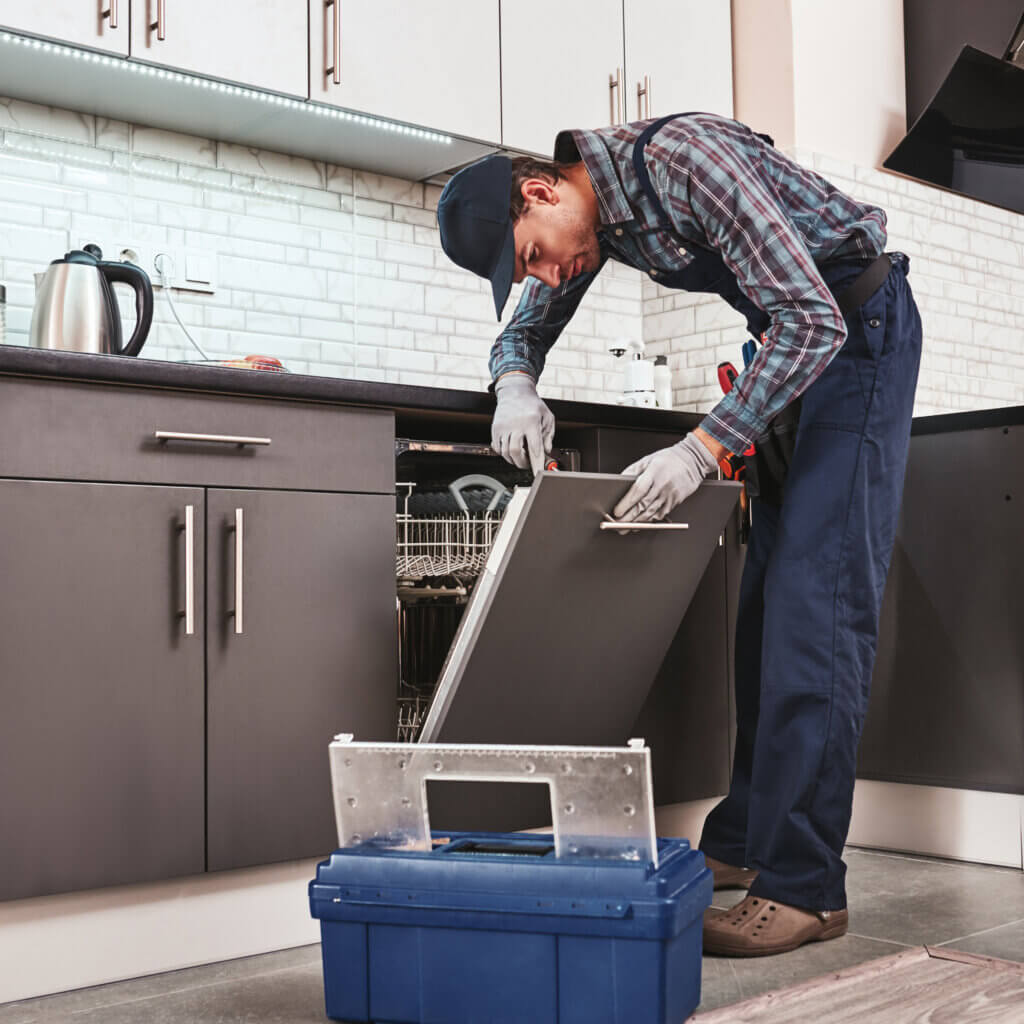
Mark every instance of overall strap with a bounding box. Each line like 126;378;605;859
631;113;775;227
630;114;684;225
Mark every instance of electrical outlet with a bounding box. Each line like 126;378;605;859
152;248;216;294
73;238;218;295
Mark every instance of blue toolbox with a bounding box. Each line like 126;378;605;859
309;737;712;1023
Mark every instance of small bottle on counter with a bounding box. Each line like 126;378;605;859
0;285;6;346
654;355;673;409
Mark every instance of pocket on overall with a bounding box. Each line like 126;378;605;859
744;398;802;506
856;284;888;362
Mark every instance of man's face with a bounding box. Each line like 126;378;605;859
511;178;601;290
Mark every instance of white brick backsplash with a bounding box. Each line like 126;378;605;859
354;306;393;327
90;115;129;150
969;232;1020;266
356;276;423;313
383;221;415;244
0;224;70;264
354;197;392;220
0;149;61;184
2;97;1021;411
0;99;93;145
381;346;434;372
425;288;495;322
218;256;327;299
414;333;449;353
217;144;324;190
393;205;438;229
324;164;353;194
227;214;319;249
354;172;424;208
318;229;355;256
205;306;246;331
299;316;354;343
0;199;41;226
133;126;216;167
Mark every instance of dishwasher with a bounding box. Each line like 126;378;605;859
394;438;580;741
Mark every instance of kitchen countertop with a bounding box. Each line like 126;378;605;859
1;344;1021;436
0;345;702;433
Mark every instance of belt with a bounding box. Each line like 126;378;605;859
833;252;893;317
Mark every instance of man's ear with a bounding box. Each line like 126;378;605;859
520;178;558;207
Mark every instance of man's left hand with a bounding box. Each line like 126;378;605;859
613;433;720;523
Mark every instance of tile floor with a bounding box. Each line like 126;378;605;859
2;847;1022;1023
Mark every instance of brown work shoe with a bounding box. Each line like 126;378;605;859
703;893;848;957
704;854;759;890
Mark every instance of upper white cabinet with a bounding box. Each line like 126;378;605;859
130;0;308;97
0;0;129;55
501;0;624;157
309;0;500;143
624;0;733;122
502;0;734;154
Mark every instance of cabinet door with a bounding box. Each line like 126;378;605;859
0;0;129;54
624;0;733;121
501;0;624;155
131;0;308;96
309;0;500;142
206;489;397;871
0;480;205;901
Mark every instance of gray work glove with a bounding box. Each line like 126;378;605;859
613;433;719;523
491;373;555;475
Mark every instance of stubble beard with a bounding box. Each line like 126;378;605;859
558;205;601;273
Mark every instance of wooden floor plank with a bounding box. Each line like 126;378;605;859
692;946;1024;1022
925;945;1024;973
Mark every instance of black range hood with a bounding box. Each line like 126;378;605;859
883;44;1024;216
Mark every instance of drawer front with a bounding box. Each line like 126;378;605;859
0;377;394;493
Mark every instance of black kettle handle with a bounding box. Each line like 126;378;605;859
100;261;154;357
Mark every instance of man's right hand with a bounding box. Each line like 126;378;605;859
491;372;555;475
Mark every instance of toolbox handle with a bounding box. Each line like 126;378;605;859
328;738;660;868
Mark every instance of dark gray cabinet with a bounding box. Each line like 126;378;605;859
859;425;1024;792
0;479;206;901
205;488;397;871
0;377;397;902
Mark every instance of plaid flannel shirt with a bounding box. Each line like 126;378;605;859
490;114;887;453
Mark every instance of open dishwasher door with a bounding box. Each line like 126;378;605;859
419;472;741;748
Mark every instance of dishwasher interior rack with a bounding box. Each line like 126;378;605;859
395;476;508;742
395;479;506;581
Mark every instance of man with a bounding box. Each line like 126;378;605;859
436;112;922;957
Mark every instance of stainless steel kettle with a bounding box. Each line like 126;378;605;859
29;244;154;356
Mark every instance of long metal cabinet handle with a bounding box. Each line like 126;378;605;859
183;504;195;635
150;0;165;40
231;508;244;635
102;0;118;29
600;516;689;532
154;430;272;447
637;74;651;118
325;0;340;84
609;67;623;124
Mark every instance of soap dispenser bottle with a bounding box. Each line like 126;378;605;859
654;355;673;409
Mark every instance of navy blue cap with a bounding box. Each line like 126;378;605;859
437;155;515;321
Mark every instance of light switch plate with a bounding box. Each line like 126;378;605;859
183;249;214;288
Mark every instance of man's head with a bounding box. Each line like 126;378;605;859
437;154;600;320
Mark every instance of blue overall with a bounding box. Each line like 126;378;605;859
633;120;923;911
